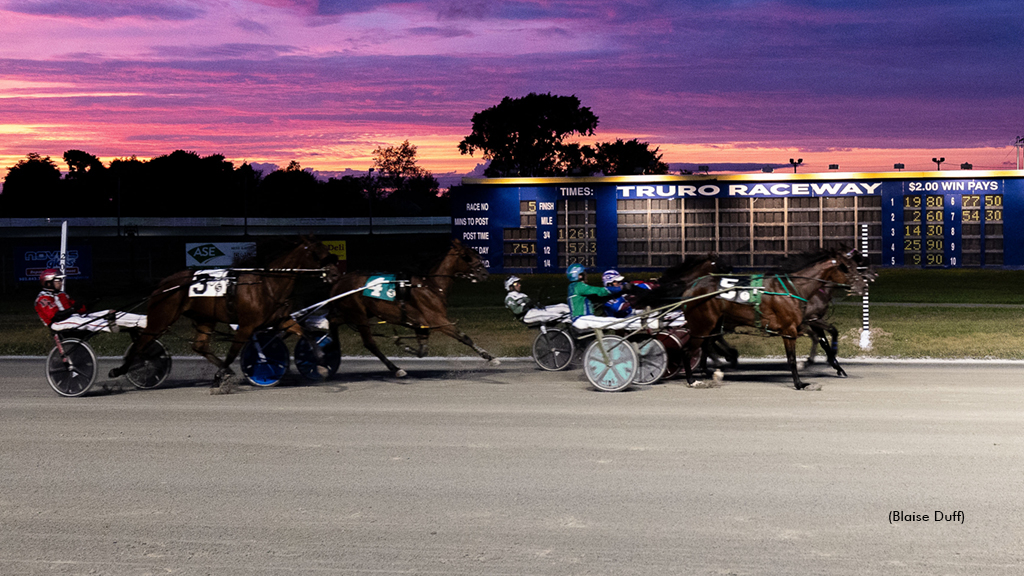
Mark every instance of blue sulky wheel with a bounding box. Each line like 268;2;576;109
240;331;290;387
293;333;342;381
583;335;639;392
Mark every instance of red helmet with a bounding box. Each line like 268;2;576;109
39;268;62;288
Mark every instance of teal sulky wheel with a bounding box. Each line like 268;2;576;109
632;337;668;385
583;335;639;392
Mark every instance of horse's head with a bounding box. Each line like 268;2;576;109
449;239;489;283
827;249;867;297
294;236;341;283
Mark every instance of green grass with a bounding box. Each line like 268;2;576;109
5;268;1024;359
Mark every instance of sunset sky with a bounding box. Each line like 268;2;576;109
1;0;1022;182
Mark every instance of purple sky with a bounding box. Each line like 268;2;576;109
1;0;1022;179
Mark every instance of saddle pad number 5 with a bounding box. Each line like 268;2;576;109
718;277;757;303
363;275;397;301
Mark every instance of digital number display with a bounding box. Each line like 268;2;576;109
924;195;944;266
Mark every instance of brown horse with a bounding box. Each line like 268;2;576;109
680;249;867;390
109;236;338;392
326;239;496;377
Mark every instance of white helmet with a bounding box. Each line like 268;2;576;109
602;270;624;286
504;275;521;291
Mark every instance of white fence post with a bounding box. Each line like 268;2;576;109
859;223;871;350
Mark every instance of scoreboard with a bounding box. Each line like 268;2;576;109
452;171;1024;272
881;179;1015;267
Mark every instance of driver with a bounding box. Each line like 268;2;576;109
566;263;622;320
503;275;533;319
34;269;147;332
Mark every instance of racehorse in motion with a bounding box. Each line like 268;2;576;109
800;249;877;377
679;249;867;390
326;239;497;377
109;236;338;392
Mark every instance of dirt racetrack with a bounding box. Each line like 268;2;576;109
2;356;1023;575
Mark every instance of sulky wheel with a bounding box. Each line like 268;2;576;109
531;328;575;371
46;338;97;398
294;333;342;381
122;339;173;390
656;330;694;379
583;335;639;392
240;331;290;387
632;337;668;385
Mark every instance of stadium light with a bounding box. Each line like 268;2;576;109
894;163;905;171
932;157;945;170
829;164;839;170
789;158;803;173
762;166;774;173
960;163;973;170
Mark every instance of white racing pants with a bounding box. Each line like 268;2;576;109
50;310;148;333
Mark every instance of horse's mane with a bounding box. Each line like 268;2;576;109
657;253;721;284
774;249;840;274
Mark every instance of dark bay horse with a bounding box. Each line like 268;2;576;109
679;249;867;390
326;239;496;377
109;237;338;392
801;249;877;376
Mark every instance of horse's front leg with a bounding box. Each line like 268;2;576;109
190;322;235;391
357;324;407;377
782;333;810;390
435;324;500;366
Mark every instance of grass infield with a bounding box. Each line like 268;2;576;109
3;269;1023;360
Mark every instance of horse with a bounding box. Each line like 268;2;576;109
325;239;496;377
801;249;877;376
679;249;867;390
109;236;339;392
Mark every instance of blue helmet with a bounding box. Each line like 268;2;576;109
566;263;585;281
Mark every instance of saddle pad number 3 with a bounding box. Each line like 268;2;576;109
363;275;397;301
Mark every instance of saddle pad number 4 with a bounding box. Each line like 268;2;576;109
718;277;760;303
364;275;397;301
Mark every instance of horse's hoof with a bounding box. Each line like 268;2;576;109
488;358;501;366
796;383;822;391
796;361;806;371
687;380;707;388
107;367;123;378
836;370;848;378
394;369;408;378
712;370;724;383
316;365;329;378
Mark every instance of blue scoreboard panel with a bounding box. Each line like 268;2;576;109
453;172;1024;273
880;177;1022;267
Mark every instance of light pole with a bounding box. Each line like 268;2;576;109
789;158;803;173
932;157;945;170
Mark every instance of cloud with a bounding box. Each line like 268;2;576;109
5;0;204;20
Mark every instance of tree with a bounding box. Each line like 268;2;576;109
594;139;670;175
255;160;321;217
62;150;109;216
1;153;63;216
369;141;442;215
458;93;599;177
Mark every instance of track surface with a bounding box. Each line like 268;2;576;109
2;356;1023;575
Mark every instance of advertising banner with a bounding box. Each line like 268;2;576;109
16;245;93;282
185;242;257;267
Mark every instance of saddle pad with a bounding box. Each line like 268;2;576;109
522;304;570;326
363;274;400;301
716;275;764;305
189;269;232;298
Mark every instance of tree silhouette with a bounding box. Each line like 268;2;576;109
255;161;320;217
2;153;62;216
458;93;599;177
594;139;670;175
